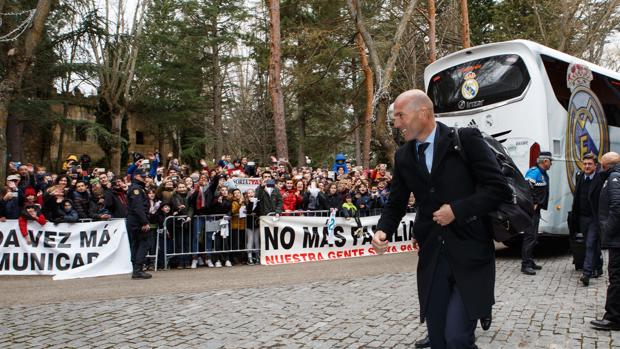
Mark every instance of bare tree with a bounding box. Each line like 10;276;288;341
85;0;149;174
0;0;52;183
347;0;418;165
428;0;437;62
355;33;373;169
267;0;289;161
459;0;471;48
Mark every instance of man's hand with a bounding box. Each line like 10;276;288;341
372;230;389;254
433;204;455;226
141;224;150;232
412;238;420;251
100;214;111;220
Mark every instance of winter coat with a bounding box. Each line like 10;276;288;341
18;207;46;237
599;164;620;248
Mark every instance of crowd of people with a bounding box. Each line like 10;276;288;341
0;151;403;271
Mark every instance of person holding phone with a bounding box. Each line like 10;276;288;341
1;175;22;220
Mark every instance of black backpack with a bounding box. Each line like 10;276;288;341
453;127;534;242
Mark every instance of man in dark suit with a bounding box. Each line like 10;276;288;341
591;152;620;331
372;90;510;348
570;153;604;286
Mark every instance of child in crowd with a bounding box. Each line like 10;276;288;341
341;194;363;237
18;203;46;245
58;199;79;223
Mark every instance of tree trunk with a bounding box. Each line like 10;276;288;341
460;0;471;48
354;113;361;166
7;115;23;163
376;99;396;164
268;0;289;161
428;0;437;62
0;0;52;183
110;111;123;175
55;102;69;172
212;10;224;158
347;0;416;166
297;113;306;167
355;33;373;169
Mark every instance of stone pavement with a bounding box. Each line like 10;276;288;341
1;252;619;348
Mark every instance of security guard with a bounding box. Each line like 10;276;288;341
126;168;152;279
521;151;552;275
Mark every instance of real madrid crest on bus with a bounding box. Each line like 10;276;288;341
565;63;609;192
461;72;479;100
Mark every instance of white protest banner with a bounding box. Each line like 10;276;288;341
232;177;262;192
0;219;132;280
260;213;415;265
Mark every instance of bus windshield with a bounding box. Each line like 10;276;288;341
428;54;530;114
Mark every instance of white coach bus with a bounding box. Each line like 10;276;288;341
424;39;620;236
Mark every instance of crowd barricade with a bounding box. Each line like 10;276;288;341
268;208;384;218
154;213;261;270
149;208;409;271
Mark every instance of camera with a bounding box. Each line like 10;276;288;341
140;159;150;170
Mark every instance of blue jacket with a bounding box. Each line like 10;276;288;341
332;153;348;174
525;165;549;210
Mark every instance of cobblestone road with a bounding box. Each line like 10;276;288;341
1;250;619;348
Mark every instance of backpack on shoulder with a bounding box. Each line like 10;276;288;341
452;127;534;242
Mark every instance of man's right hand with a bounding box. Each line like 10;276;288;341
372;230;389;255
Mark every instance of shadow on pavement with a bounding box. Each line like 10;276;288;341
496;235;571;259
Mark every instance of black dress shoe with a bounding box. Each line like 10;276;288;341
531;263;542;270
480;316;492;330
593;268;604;278
591;319;620;330
521;266;536;275
132;270;152;279
580;275;590;286
414;335;431;348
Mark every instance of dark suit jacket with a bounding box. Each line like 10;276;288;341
570;170;604;222
377;122;510;321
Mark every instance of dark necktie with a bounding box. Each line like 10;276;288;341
418;142;430;175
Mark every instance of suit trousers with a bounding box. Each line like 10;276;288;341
426;248;477;349
604;248;620;323
581;216;603;277
522;210;540;268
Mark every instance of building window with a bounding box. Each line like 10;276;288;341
75;125;88;142
136;131;144;145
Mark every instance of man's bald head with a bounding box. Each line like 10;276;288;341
601;152;620;171
395;89;434;113
392;89;436;142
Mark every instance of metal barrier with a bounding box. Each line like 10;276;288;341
267;208;384;217
155;213;261;270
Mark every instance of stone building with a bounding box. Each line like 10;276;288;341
8;94;169;171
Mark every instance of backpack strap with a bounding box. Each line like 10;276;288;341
452;127;468;162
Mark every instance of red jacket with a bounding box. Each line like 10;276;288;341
280;188;302;211
18;214;47;237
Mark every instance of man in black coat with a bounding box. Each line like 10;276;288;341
126;169;152;279
591;152;620;331
372;90;510;348
570;153;604;286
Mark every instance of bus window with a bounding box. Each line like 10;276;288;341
428;54;530;114
542;54;620;128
